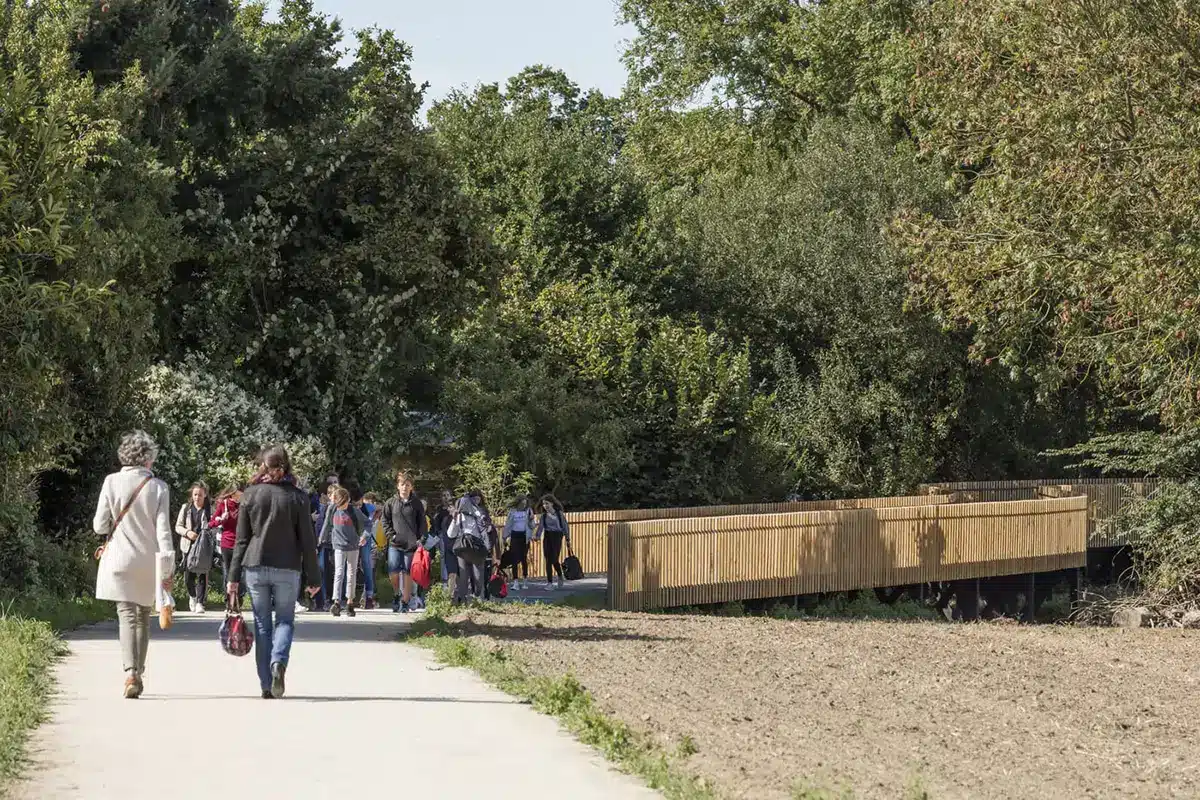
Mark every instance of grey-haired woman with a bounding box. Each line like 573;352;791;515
94;430;175;699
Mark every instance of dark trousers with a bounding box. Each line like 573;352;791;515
314;546;335;608
543;531;564;582
220;547;245;604
509;532;528;579
186;570;208;601
455;553;486;602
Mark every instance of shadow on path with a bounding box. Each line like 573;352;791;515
67;613;416;644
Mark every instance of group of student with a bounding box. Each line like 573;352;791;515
169;468;575;615
306;471;576;612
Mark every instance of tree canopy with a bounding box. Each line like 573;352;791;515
3;0;1184;594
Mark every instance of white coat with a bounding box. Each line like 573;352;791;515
94;466;175;607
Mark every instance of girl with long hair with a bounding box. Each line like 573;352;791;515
228;446;321;699
534;493;570;590
175;481;212;612
212;482;247;605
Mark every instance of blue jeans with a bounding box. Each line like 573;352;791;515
359;543;376;599
244;567;300;692
387;546;415;575
440;532;457;580
314;546;334;608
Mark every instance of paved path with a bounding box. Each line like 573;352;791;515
18;609;657;800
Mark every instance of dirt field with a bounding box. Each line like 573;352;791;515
450;606;1200;799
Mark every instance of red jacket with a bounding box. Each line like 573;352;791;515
212;497;240;550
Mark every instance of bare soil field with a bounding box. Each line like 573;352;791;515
450;606;1200;799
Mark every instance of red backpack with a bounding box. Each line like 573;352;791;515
411;546;432;590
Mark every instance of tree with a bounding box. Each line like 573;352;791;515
0;0;178;588
75;3;491;479
901;0;1200;430
620;0;917;139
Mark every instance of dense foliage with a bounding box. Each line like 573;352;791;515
5;0;1193;594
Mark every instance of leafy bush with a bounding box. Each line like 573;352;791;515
451;452;535;509
1118;481;1200;600
138;362;330;491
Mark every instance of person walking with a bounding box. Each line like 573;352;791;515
381;471;425;613
535;494;571;590
212;482;247;606
430;490;456;591
227;445;320;699
319;485;367;617
93;430;175;699
175;482;212;612
450;492;491;604
358;493;380;609
312;481;338;611
504;495;533;591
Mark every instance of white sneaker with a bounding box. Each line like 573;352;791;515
196;601;206;614
546;582;556;591
188;598;197;613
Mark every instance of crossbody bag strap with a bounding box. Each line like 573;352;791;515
95;475;153;560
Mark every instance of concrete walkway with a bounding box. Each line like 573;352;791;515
18;609;658;800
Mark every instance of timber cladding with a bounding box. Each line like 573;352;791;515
498;495;951;579
606;497;1088;612
919;479;1162;548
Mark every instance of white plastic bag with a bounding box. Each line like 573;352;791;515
156;585;175;629
154;554;175;629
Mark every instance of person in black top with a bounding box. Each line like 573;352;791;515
381;471;426;613
429;490;456;587
227;446;320;699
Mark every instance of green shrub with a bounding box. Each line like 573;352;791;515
1119;480;1200;600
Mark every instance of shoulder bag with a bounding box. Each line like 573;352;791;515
94;475;153;561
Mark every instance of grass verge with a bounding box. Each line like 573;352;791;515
0;594;111;794
407;606;717;799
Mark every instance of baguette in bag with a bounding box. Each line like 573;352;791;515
154;554;175;630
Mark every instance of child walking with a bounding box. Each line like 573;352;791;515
320;485;367;617
358;493;379;609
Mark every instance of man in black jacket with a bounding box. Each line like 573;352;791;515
382;471;425;613
227;446;320;699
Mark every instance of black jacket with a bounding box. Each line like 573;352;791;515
382;495;426;552
431;506;453;537
230;481;320;587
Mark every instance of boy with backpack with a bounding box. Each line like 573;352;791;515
320;485;367;617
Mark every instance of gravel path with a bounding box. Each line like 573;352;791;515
17;609;658;800
453;607;1200;799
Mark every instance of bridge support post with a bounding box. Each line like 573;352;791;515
1025;573;1036;623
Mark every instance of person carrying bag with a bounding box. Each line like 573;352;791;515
449;493;491;603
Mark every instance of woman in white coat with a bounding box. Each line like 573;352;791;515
93;430;175;699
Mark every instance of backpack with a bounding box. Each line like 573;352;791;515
451;513;489;556
563;552;584;581
411;546;432;590
488;568;508;599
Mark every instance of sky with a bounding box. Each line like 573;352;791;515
305;1;634;108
